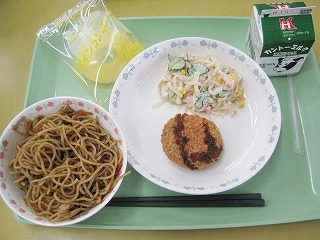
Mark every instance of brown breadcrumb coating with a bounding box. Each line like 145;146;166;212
161;113;223;170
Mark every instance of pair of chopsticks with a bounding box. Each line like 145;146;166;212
108;193;265;207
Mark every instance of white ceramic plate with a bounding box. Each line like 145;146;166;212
109;37;281;195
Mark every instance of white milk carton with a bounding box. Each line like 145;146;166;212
245;2;316;76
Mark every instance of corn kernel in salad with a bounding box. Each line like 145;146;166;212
229;72;237;81
235;100;245;108
216;77;223;84
180;69;187;76
236;85;243;95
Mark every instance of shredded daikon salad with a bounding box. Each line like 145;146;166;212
155;53;246;116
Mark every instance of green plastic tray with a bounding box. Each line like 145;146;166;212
17;17;320;230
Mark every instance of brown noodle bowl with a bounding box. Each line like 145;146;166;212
8;104;128;223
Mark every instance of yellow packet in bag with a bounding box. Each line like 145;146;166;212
37;0;144;85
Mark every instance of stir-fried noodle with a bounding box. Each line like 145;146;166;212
9;104;127;222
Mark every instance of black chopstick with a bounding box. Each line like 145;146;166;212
108;193;265;207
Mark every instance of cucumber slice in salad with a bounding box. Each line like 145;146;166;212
168;54;188;72
194;91;215;109
188;62;209;76
168;53;188;61
167;54;209;76
218;90;232;98
168;57;186;71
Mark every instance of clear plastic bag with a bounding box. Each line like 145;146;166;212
37;0;144;105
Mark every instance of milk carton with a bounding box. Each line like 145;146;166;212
245;2;315;76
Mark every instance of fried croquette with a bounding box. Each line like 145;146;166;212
161;113;223;170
